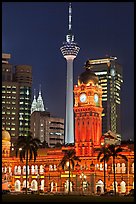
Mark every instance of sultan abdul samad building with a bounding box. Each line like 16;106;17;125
2;62;134;194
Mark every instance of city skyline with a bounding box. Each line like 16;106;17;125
2;2;134;141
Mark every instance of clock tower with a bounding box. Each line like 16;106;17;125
74;61;103;156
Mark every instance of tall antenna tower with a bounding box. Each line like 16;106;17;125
60;3;80;144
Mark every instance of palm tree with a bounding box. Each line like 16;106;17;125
97;145;109;193
98;144;128;195
15;132;41;194
59;149;80;194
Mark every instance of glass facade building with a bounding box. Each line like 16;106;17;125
87;57;123;137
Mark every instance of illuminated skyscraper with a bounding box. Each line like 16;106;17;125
2;53;32;144
86;57;123;137
60;3;80;144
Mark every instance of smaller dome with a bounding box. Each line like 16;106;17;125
2;129;11;141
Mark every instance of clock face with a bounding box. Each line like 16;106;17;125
94;94;99;103
80;93;87;103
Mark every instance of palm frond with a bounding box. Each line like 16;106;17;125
117;154;128;161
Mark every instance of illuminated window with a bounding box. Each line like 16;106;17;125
121;163;126;173
120;181;126;193
23;166;26;174
117;163;121;173
131;163;134;173
40;165;44;174
100;163;103;170
31;165;35;174
49;165;53;171
18;166;21;175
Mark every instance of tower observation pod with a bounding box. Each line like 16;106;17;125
60;3;80;144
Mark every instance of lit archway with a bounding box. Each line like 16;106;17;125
31;180;38;191
64;180;72;192
96;180;104;194
14;180;21;191
22;180;29;188
120;181;126;193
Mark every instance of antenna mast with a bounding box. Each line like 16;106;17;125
69;3;72;32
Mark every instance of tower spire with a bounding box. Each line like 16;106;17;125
69;3;72;32
66;3;74;43
37;84;45;112
31;88;37;114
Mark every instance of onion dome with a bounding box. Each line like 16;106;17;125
78;60;98;85
78;68;98;85
2;129;11;141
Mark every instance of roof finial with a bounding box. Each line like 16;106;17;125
69;3;72;32
34;88;36;99
39;84;41;95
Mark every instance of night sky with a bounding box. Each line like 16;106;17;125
2;2;134;141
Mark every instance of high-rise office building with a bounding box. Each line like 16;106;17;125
2;53;32;144
30;112;64;148
60;3;80;144
86;57;123;137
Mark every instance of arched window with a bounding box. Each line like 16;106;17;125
27;166;30;175
9;166;11;173
95;164;99;170
117;163;121;173
40;165;44;174
14;166;18;175
4;166;7;173
31;165;34;174
122;163;126;173
22;180;29;188
35;165;38;174
131;163;134;174
23;166;26;174
54;164;57;171
120;181;126;193
96;180;104;194
105;163;107;171
41;180;44;191
14;180;21;191
18;166;21;175
31;180;38;191
100;163;103;170
49;165;53;171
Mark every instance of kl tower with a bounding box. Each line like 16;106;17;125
60;3;80;144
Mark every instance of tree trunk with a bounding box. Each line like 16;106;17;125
103;144;106;193
113;156;116;195
104;157;106;192
26;149;28;194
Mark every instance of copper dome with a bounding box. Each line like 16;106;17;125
78;68;98;85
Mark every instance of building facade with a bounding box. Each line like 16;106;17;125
30;111;64;148
86;57;123;137
2;53;32;144
2;62;134;195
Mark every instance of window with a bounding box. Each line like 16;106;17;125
121;163;126;173
117;163;121;173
